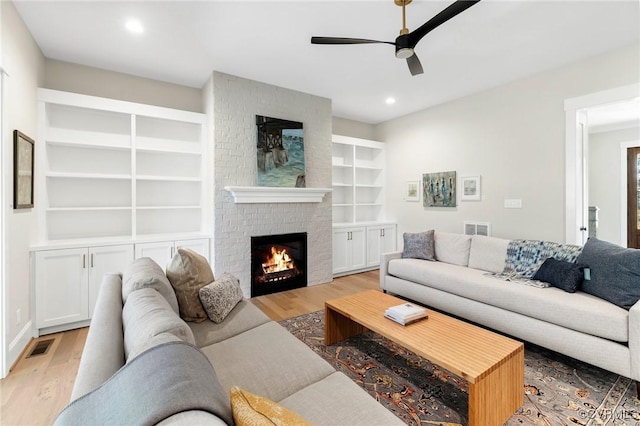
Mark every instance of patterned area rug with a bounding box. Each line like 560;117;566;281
279;311;639;426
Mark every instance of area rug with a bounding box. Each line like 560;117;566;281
279;311;639;426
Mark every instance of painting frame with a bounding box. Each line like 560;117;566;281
461;175;481;201
423;171;457;207
13;130;34;209
405;180;420;202
255;115;305;188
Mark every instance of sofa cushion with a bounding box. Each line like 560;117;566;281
468;235;510;273
401;230;435;260
434;232;472;266
122;288;196;361
387;258;629;342
166;248;214;323
126;332;182;362
577;237;640;310
200;321;335;403
279;372;404;426
199;273;244;324
230;386;311;426
533;258;587;293
122;257;179;314
188;300;271;348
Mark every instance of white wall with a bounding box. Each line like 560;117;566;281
1;1;45;374
208;72;333;297
589;127;640;245
375;43;640;244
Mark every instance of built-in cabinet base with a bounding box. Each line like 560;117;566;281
332;223;396;277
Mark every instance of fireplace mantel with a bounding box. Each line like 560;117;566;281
224;186;332;204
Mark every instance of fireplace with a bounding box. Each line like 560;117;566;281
251;232;307;297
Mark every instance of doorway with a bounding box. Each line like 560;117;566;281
628;147;640;248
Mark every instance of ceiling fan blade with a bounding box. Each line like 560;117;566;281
406;54;424;76
311;36;395;46
408;0;481;47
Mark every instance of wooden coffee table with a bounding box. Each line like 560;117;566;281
325;290;524;426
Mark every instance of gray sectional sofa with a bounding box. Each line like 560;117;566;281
56;258;403;425
381;231;640;386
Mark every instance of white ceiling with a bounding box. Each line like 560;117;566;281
13;0;640;124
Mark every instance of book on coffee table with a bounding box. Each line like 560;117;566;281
384;302;428;325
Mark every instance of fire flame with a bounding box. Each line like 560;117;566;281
262;246;295;274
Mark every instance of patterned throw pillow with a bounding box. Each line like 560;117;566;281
166;248;214;323
199;273;244;323
401;230;436;260
230;386;311;426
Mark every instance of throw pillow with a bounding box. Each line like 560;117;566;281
229;386;311;426
166;248;214;323
532;257;587;293
577;237;640;310
122;257;180;314
401;230;435;260
468;235;510;273
199;273;244;324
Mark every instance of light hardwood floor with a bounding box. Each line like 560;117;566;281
0;271;380;426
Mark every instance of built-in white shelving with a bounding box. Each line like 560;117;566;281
36;89;209;244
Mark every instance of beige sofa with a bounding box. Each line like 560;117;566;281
56;258;403;425
380;232;640;385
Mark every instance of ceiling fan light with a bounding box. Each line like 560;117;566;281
395;47;414;59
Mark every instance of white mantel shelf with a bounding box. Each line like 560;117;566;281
225;186;332;204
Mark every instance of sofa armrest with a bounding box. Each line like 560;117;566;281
71;273;125;401
629;299;640;380
380;251;402;290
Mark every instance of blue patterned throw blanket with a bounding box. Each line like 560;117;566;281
488;240;583;288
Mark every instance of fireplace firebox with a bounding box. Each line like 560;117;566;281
251;232;307;297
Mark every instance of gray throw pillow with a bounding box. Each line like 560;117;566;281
401;230;435;260
576;237;640;309
199;273;244;323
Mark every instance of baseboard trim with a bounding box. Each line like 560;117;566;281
6;320;34;376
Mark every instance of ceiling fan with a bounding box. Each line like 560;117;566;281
311;0;481;76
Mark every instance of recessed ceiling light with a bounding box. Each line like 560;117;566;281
385;97;396;105
125;19;144;34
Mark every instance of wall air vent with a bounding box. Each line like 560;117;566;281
464;221;491;237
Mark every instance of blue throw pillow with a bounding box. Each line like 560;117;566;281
532;257;587;293
576;237;640;310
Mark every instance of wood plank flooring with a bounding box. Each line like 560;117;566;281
0;271;380;425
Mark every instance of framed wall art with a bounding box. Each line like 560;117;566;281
405;180;420;202
461;175;481;201
255;115;305;187
13;130;35;209
423;171;456;207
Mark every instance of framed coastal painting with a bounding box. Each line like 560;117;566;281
13;130;34;209
461;175;481;201
423;171;456;207
406;180;420;202
255;115;305;187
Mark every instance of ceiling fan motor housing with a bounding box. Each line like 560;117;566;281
395;35;414;59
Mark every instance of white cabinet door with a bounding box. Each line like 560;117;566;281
88;245;134;317
366;224;397;267
35;248;89;329
332;227;366;274
135;241;174;270
175;239;210;262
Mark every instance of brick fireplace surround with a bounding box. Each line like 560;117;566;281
206;72;334;297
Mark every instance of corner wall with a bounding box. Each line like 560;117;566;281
1;0;45;375
376;43;640;244
207;72;333;296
